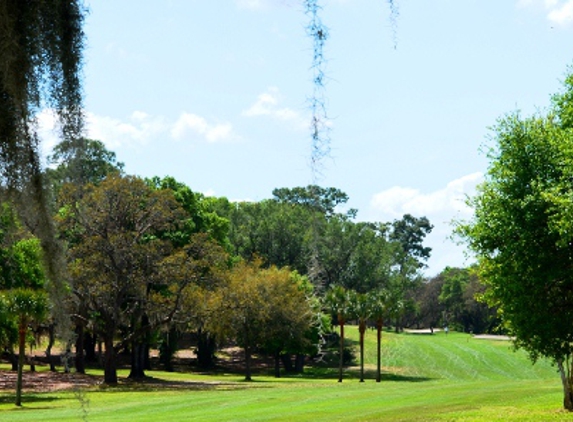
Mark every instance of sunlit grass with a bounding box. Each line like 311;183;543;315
0;328;567;421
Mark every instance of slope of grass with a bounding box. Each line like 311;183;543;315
0;328;568;421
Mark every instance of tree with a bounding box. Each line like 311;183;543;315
209;261;314;381
349;291;370;382
56;174;189;384
5;288;48;406
388;214;433;331
369;290;389;383
46;138;124;191
459;71;573;410
324;285;352;382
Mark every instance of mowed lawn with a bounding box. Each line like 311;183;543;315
1;328;571;421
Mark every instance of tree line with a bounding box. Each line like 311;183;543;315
0;137;496;397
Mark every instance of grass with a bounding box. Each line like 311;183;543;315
1;329;571;421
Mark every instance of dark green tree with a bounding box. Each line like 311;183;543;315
459;70;573;410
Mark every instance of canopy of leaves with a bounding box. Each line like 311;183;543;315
460;71;573;366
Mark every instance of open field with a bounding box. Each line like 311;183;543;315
1;329;571;421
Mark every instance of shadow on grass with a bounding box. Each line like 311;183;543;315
0;393;60;406
289;366;433;383
96;375;248;392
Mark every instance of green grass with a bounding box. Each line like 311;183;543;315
1;329;571;421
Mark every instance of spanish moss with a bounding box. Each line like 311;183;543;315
0;0;86;342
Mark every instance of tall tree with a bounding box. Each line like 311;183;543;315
324;285;352;382
46;138;124;191
56;174;188;384
459;71;573;411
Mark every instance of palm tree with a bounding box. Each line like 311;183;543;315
350;292;371;382
6;289;48;406
369;290;389;383
324;285;351;382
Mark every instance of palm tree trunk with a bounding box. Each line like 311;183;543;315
359;321;365;382
376;319;382;383
338;317;345;383
15;320;26;406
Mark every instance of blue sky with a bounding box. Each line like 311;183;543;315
39;0;573;275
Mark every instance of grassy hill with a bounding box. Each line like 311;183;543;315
1;328;569;421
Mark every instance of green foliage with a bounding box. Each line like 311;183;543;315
46;138;124;193
459;68;573;409
209;261;315;380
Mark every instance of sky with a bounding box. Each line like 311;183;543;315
39;0;573;276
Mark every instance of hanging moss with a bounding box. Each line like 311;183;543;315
0;0;86;342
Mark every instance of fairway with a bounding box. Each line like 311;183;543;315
1;329;570;421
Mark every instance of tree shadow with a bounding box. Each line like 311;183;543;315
0;393;60;406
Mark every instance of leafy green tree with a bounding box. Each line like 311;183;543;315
459;71;573;410
209;261;314;381
56;174;190;384
5;288;48;406
46;138;124;192
388;214;432;331
272;185;356;218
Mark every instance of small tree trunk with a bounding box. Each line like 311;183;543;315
274;351;281;378
294;354;305;373
338;316;345;383
359;321;365;382
8;346;18;371
103;335;118;385
45;323;56;372
557;358;573;411
85;332;96;363
15;321;26;406
280;354;294;373
75;323;85;374
244;343;252;382
376;319;383;383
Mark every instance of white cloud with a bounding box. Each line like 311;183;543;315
370;172;482;221
547;0;573;24
243;87;307;129
235;0;268;10
368;172;484;275
86;111;167;149
517;0;573;25
171;112;235;143
235;0;296;10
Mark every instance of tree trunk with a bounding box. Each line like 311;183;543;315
359;321;365;382
85;332;96;363
294;354;305;373
75;323;85;374
197;329;216;369
244;343;252;381
128;341;146;379
280;354;294;373
338;317;345;383
15;321;26;406
45;323;57;372
557;358;573;411
103;335;118;385
376;319;383;383
274;352;281;378
8;346;18;371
